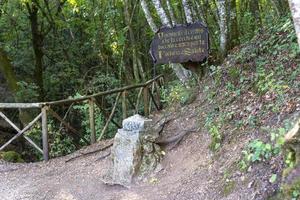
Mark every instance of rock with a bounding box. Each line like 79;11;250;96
122;114;152;131
103;114;163;188
109;129;142;187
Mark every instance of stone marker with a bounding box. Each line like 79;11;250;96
103;114;163;188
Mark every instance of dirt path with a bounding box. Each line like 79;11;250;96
0;102;267;200
0;133;214;200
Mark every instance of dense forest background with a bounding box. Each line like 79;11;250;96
0;0;291;102
0;0;295;160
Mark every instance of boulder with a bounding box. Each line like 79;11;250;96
103;114;163;188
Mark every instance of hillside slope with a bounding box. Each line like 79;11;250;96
0;17;299;200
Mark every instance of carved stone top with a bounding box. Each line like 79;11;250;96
122;114;152;131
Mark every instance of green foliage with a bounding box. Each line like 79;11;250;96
24;123;43;160
16;81;39;102
285;151;296;169
239;127;286;170
228;67;240;82
223;180;236;197
292;190;300;200
72;93;118;141
161;81;196;106
0;151;24;163
208;124;222;151
269;174;277;183
73;97;105;141
254;66;284;96
244;139;273;162
50;131;76;158
282;179;300;200
209;65;223;87
204;111;223;151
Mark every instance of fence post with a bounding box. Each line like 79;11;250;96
89;98;96;144
41;106;49;161
122;91;127;119
143;86;149;117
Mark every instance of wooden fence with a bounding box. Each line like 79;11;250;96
0;75;164;161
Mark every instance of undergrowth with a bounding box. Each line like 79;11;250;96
197;17;300;199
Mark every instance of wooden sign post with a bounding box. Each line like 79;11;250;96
150;22;209;64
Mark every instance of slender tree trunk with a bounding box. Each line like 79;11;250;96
194;1;205;22
182;0;193;23
0;48;31;125
217;0;227;58
151;0;172;27
272;0;289;16
166;0;176;26
289;0;300;48
140;0;158;32
124;0;141;82
0;48;19;95
142;0;192;85
270;0;281;16
250;0;262;30
229;0;239;49
27;2;45;101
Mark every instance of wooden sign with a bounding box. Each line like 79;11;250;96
150;22;209;64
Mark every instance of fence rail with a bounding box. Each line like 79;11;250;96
0;75;164;161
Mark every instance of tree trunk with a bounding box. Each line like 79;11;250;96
27;2;45;101
0;48;19;95
124;0;141;82
228;0;239;49
194;1;205;22
272;0;290;16
0;48;31;125
217;0;227;58
182;0;193;23
151;0;172;27
250;0;262;30
140;0;158;32
166;0;176;26
289;0;300;48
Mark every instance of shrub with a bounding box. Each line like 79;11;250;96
0;151;24;163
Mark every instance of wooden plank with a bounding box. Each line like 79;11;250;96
0;112;43;154
44;75;163;106
143;86;149;117
0;112;42;151
48;108;89;144
0;76;163;109
0;112;21;131
42;106;49;161
0;103;41;108
24;135;43;154
122;91;127;120
89;99;96;144
98;92;121;141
